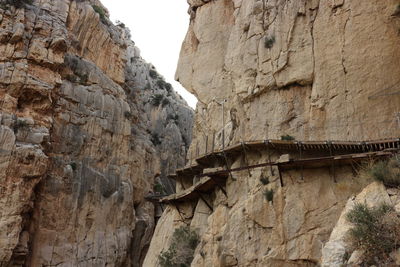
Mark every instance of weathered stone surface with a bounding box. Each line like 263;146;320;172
321;182;397;266
177;0;400;148
145;0;400;266
0;0;193;266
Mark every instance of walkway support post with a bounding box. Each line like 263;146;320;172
264;140;275;176
328;141;337;183
241;141;252;177
298;142;304;180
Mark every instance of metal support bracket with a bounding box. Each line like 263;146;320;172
196;191;213;212
328;141;337;183
264;140;275;176
277;164;284;187
241;141;252;177
298;142;304;180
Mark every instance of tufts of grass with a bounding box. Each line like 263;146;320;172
264;35;276;49
116;20;125;28
367;157;400;187
162;97;170;107
151;94;164;106
164;83;172;92
124;111;132;119
151;133;161;146
144;82;152;90
167;114;179;124
149;69;158;79
153;183;164;194
156;79;166;89
264;189;274;202
281;134;295;141
260;176;269;185
70;162;77;171
92;5;107;24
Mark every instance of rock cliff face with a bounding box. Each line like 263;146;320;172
0;0;193;266
144;0;400;266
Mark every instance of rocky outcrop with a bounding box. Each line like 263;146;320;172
0;0;193;266
321;182;400;266
145;0;400;266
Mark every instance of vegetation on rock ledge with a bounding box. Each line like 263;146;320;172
159;226;199;267
367;157;400;187
346;202;400;265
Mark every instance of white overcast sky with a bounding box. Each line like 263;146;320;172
101;0;198;108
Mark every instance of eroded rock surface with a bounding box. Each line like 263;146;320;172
145;0;400;266
0;0;193;266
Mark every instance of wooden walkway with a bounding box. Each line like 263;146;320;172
145;138;400;205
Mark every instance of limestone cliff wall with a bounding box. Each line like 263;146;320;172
178;0;400;149
0;0;193;266
144;0;400;266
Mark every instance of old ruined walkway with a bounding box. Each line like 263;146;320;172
146;138;400;205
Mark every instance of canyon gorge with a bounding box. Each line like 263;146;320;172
1;0;400;266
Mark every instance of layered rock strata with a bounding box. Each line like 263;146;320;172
0;0;193;266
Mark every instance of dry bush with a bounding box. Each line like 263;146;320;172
367;157;400;187
346;203;400;265
158;226;199;267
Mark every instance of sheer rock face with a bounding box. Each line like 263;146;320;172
177;0;400;147
144;0;400;266
0;1;193;266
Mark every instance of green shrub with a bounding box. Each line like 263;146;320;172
144;82;152;90
151;133;161;146
124;111;132;119
159;226;199;267
162;97;170;107
167;114;179;124
264;35;275;49
260;176;269;185
92;5;107;24
13;119;29;133
165;83;172;92
281;134;295;141
116;20;125;28
346;203;400;265
264;189;274;202
156;79;166;89
151;94;164;106
149;69;158;79
153;183;164;194
70;162;77;171
368;157;400;187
